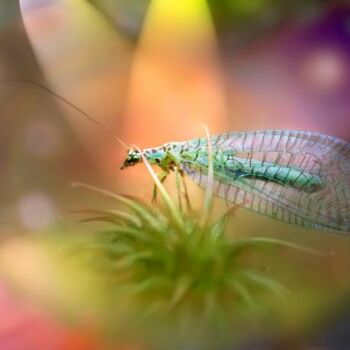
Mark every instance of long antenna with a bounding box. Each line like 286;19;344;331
0;79;129;150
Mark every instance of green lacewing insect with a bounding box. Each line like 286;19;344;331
4;81;349;233
121;130;350;234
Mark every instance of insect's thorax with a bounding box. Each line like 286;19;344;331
143;142;184;171
143;147;166;164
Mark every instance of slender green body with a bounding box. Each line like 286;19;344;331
188;153;324;193
121;130;350;234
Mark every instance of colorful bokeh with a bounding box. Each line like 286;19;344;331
0;0;349;349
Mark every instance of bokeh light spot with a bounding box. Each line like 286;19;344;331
18;193;57;230
301;48;347;92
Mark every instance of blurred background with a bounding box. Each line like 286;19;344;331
0;0;350;349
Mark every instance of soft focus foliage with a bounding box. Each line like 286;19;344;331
64;160;326;349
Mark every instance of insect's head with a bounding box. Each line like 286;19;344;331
120;148;142;170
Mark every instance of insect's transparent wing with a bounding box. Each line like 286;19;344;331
182;130;350;233
182;163;331;232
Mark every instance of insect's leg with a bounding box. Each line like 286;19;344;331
163;151;191;211
152;171;168;205
174;167;183;212
224;183;231;207
179;169;192;213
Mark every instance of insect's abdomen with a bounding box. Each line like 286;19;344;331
215;156;324;193
248;164;324;192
